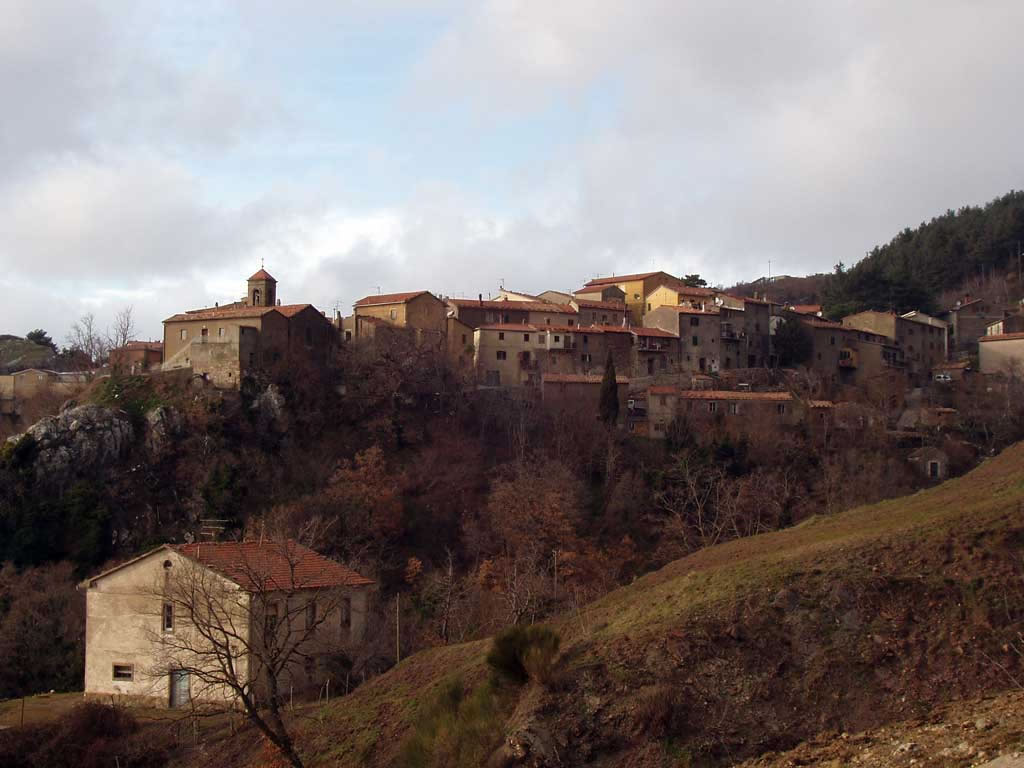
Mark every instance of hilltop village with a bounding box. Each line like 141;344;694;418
86;265;1011;457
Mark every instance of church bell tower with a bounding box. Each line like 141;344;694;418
246;268;277;307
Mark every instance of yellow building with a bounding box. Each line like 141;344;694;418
579;271;688;324
352;291;447;340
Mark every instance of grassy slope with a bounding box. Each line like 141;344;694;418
292;443;1024;767
0;337;54;371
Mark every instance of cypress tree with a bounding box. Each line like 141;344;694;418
599;351;619;426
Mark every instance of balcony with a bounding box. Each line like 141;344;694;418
720;328;745;341
637;342;669;352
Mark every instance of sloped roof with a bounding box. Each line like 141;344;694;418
164;306;277;323
677;390;793;401
574;299;628;310
585;271;685;288
354;291;432;307
449;298;576;314
476;323;541;332
248;269;276;282
658;306;720;315
789;304;822;315
117;341;163;351
178;540;373;591
164;304;313;323
542;373;629;384
979;332;1024;342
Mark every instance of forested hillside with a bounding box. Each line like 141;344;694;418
822;190;1024;318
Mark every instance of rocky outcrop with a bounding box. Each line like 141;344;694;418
144;405;183;460
7;404;134;483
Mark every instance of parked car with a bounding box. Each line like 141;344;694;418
933;372;953;383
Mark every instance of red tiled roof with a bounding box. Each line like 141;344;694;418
675;285;717;297
354;291;432;307
178;540;373;591
275;303;316;318
660;306;719;315
248;269;276;282
543;373;629;384
477;323;541;332
934;360;972;370
584;271;662;286
790;304;821;314
164;306;278;323
164;304;314;323
979;332;1024;342
574;298;628;310
449;298;576;314
677;390;793;401
799;316;847;329
808;400;834;409
649;385;679;395
630;327;677;338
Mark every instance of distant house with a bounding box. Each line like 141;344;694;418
80;541;372;708
162;269;336;388
578;271;688;324
841;310;948;384
540;372;630;423
978;331;1024;376
109;341;163;374
352;291;447;341
908;446;948;481
939;296;1008;357
645;387;821;440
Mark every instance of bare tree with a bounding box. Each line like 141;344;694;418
66;312;109;367
108;305;136;350
146;540;365;768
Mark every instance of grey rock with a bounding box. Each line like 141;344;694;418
144;405;183;459
7;404;134;483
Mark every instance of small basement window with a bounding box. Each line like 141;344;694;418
113;664;134;681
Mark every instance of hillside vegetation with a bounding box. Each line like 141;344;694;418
273;441;1024;768
0;335;54;372
823;190;1024;317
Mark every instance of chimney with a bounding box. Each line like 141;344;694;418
478;293;483;306
277;298;281;306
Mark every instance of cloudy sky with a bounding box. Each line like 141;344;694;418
3;0;1024;342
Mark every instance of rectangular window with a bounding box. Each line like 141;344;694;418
340;597;352;634
692;336;699;346
462;334;467;344
496;350;507;360
306;601;317;628
728;403;739;414
201;327;208;337
523;333;530;342
266;601;280;634
163;602;174;633
581;353;592;364
218;327;225;337
180;329;187;340
112;664;134;681
554;335;560;343
690;317;699;327
498;332;505;340
776;404;786;415
390;309;397;319
708;401;717;413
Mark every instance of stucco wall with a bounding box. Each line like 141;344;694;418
980;337;1024;375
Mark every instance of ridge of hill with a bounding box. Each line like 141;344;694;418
0;335;54;372
264;441;1024;768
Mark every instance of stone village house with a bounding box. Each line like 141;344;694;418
80;541;372;709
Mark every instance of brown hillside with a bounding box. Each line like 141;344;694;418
215;442;1024;767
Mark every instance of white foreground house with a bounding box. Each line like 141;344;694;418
80;540;373;708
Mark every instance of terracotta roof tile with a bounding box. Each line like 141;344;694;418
477;323;541;332
677;389;793;401
574;298;628;310
178;540;373;591
543;373;629;384
248;269;276;282
584;271;663;286
979;332;1024;342
354;291;432;307
450;298;576;314
164;306;278;323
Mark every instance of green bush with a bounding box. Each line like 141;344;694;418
397;677;505;768
486;624;560;685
